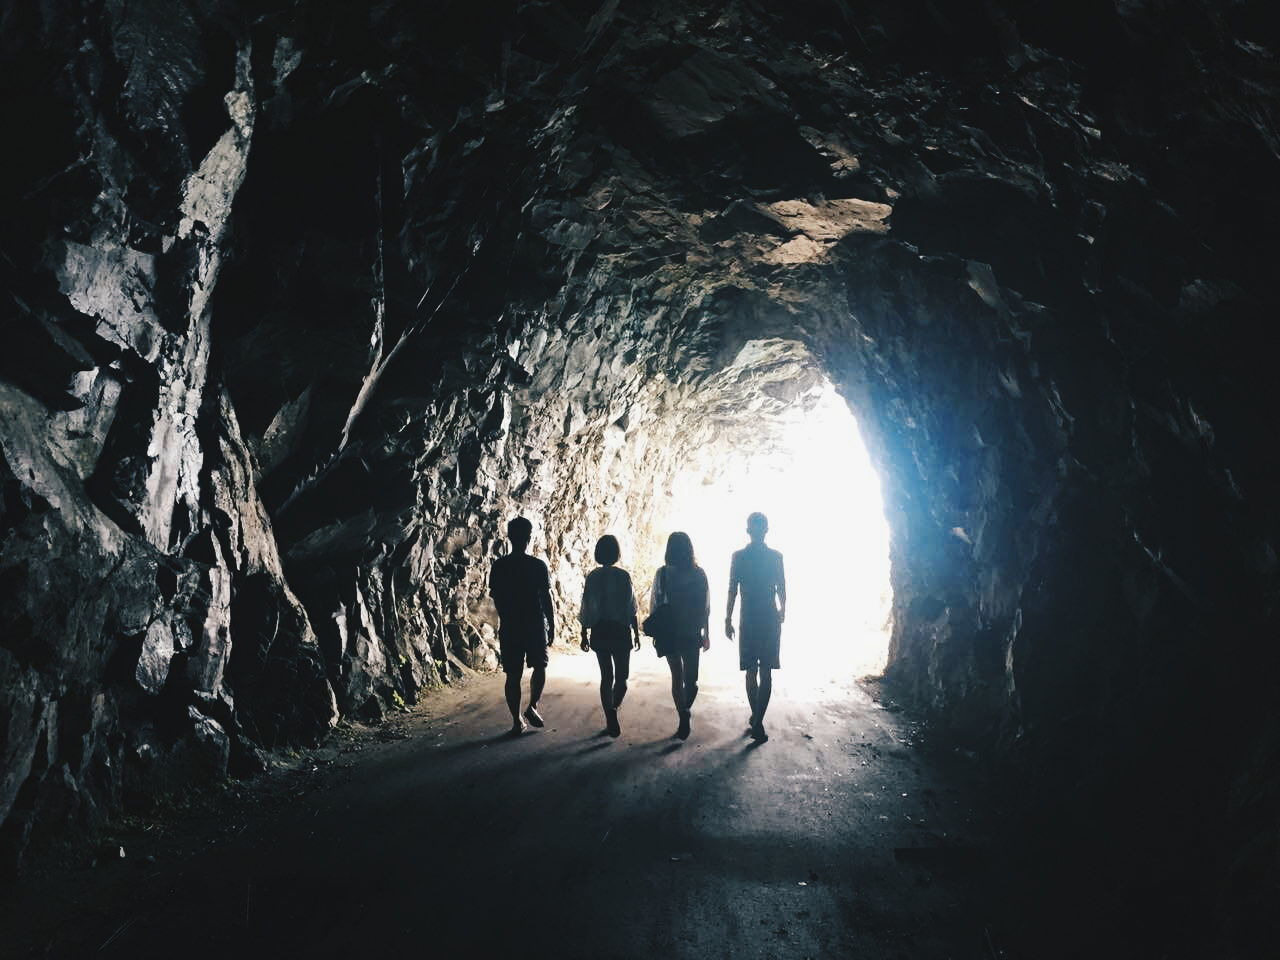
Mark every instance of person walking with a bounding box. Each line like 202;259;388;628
649;531;710;741
489;516;555;735
726;511;786;742
579;535;641;738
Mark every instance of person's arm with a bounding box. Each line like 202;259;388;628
725;554;739;640
776;553;786;624
626;572;641;650
489;564;505;620
700;568;711;651
579;571;593;651
540;562;555;645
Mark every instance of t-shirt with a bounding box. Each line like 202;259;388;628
579;566;638;628
650;564;710;633
729;544;785;623
489;552;552;638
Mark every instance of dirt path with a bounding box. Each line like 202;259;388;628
5;649;1002;958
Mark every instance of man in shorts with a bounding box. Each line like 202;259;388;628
489;516;555;735
725;511;786;742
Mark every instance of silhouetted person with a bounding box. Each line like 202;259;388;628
489;516;555;735
579;534;640;738
726;511;786;742
650;531;710;741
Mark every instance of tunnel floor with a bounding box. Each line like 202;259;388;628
5;652;1005;958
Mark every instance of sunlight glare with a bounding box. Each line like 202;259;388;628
660;380;892;693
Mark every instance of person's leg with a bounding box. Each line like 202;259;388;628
751;622;779;740
741;624;760;725
755;667;773;734
670;660;691;732
673;647;698;740
529;666;546;708
745;665;759;722
505;669;524;731
594;649;615;715
599;649;623;736
684;647;700;711
745;664;772;741
613;646;631;709
593;641;619;735
523;642;548;726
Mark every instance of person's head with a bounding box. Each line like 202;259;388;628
664;531;696;569
746;511;769;543
594;534;621;566
507;516;532;551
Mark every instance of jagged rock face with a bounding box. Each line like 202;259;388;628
1;0;1277;943
1;1;338;864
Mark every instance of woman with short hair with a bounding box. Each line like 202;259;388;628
579;534;640;738
649;531;710;740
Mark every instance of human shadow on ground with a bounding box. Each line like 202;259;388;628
426;731;532;756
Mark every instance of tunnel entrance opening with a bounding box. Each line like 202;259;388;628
657;369;892;695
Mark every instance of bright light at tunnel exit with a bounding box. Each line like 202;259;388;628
660;381;892;694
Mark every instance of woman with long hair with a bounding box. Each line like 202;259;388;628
649;531;710;740
579;534;640;737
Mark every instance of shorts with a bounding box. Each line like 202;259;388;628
500;628;549;673
589;620;631;655
738;616;781;671
656;629;701;660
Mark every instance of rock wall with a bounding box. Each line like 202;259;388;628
0;1;338;864
2;0;1277;949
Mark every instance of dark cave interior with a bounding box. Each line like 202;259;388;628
1;0;1278;955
